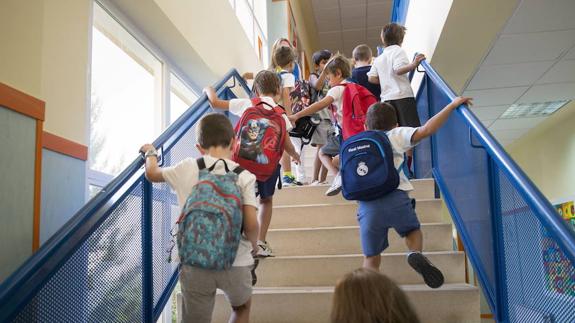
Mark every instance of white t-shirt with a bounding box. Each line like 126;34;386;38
162;155;257;267
279;70;295;88
326;80;349;124
309;73;332;120
386;127;418;191
367;45;414;101
229;96;293;131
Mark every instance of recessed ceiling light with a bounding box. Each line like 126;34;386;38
501;100;570;119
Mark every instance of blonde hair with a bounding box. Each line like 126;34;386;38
270;38;296;69
331;269;420;323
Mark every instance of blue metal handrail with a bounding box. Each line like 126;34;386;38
420;60;575;265
0;69;251;322
417;60;575;322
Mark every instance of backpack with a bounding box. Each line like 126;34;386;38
232;98;286;182
334;83;378;140
340;131;399;201
176;158;244;270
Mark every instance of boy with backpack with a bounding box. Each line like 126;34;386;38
351;44;381;99
141;113;258;323
289;54;377;196
367;23;426;176
204;70;300;258
342;97;471;288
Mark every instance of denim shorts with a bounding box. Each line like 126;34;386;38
357;189;421;256
320;131;341;157
256;165;281;199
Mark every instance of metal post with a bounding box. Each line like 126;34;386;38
488;158;509;323
142;179;154;322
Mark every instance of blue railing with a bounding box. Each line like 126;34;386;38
0;69;251;323
414;60;575;322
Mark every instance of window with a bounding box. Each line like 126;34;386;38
169;73;198;124
228;0;268;66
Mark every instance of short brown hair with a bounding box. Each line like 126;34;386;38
352;44;373;62
331;268;420;323
325;54;351;79
382;23;406;46
196;113;235;149
274;46;295;69
253;70;280;96
366;102;398;131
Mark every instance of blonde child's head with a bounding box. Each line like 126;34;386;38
325;54;351;86
352;44;373;64
270;38;296;69
331;268;420;323
381;23;407;47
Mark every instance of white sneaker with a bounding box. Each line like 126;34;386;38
256;240;274;257
325;173;342;196
310;180;321;186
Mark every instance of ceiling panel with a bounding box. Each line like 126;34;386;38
316;19;342;32
517;83;575;103
472;105;510;120
367;27;381;39
340;0;367;6
318;31;342;43
342;18;366;30
483;30;575;65
463;87;529;107
314;7;341;20
537;60;575;84
312;0;340;10
490;117;546;131
466;61;554;90
503;0;575;34
565;46;575;60
480;119;496;127
341;4;366;20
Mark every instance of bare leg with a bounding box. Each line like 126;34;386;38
229;299;251;323
257;197;273;242
319;151;338;175
320;164;328;182
363;254;381;271
405;229;423;252
280;151;291;174
312;145;323;182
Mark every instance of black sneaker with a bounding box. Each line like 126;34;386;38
251;258;260;286
407;252;444;289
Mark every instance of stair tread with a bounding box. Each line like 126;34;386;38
273;198;441;209
263;251;463;260
241;284;478;294
268;222;449;232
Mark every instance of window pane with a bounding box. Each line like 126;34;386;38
170;73;198;124
90;4;162;176
253;0;267;38
236;0;254;45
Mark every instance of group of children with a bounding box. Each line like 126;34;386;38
140;22;472;323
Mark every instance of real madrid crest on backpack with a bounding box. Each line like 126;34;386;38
340;130;401;201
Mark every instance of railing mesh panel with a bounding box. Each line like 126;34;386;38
12;181;144;323
497;165;575;322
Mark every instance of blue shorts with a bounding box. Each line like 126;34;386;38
357;189;421;257
256;165;281;199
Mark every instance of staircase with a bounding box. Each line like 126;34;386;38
212;179;480;323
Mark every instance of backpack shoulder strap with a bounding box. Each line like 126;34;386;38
197;157;206;170
232;166;245;176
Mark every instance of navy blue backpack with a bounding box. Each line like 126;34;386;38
340;131;399;201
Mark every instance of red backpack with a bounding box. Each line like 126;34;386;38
232;98;286;182
335;83;378;140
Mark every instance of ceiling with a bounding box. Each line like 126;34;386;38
310;0;392;57
461;0;575;146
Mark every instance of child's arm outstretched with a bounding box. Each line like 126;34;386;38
140;144;164;182
395;53;426;76
242;205;259;253
411;97;472;144
288;96;334;123
204;87;230;110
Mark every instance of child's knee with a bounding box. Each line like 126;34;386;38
259;196;273;204
232;299;251;312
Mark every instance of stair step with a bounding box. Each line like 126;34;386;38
266;223;452;256
271;199;442;229
275;178;436;206
213;284;480;323
256;251;466;287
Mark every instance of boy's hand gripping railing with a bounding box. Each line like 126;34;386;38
0;69;252;323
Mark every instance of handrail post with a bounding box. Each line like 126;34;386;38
489;158;509;323
142;178;154;322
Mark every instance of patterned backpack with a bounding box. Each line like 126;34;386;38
176;158;244;270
